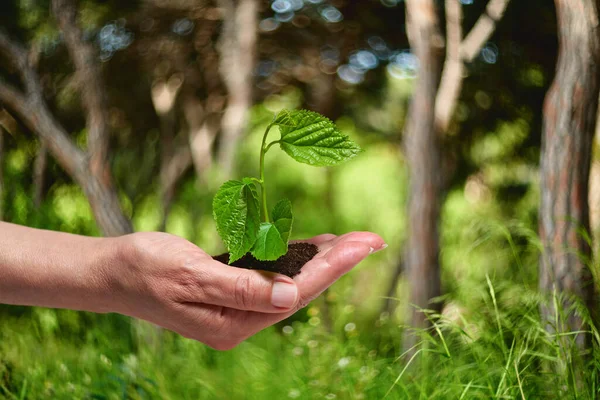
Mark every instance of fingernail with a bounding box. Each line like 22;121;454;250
369;243;388;254
271;280;298;308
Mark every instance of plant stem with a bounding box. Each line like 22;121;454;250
265;140;281;153
259;123;273;223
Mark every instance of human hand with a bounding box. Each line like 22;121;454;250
107;231;385;350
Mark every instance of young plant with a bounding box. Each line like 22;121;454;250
213;109;361;263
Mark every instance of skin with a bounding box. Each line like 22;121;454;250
0;222;385;350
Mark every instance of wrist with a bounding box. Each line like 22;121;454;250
91;235;133;314
80;238;124;313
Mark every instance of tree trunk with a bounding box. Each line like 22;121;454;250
159;145;192;232
80;176;132;236
52;0;110;170
182;92;218;183
216;0;258;178
33;142;47;208
151;77;185;232
403;0;445;349
385;260;404;315
539;0;600;350
434;0;463;134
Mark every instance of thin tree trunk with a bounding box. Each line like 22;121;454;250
33;143;47;208
460;0;512;62
52;0;110;170
403;0;445;350
182;92;218;183
216;0;258;178
385;260;404;315
159;145;192;231
189;118;219;182
151;77;184;232
80;177;133;236
539;0;600;350
434;0;463;134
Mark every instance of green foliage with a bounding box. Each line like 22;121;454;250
251;222;289;261
212;179;261;263
250;199;294;261
213;110;361;263
277;110;362;167
271;199;293;244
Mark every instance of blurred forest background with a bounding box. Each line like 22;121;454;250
2;0;600;398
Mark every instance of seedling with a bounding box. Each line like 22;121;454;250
213;109;361;264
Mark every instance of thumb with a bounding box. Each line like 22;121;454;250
198;262;299;313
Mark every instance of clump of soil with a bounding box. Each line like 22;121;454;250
213;243;318;278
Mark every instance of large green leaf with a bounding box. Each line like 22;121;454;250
273;109;362;166
213;179;260;263
250;199;294;261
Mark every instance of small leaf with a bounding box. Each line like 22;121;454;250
273;109;296;128
250;199;293;261
272;199;293;243
213;179;261;263
251;222;288;261
274;109;362;167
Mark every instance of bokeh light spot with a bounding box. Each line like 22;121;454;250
337;64;365;84
259;17;281;32
320;6;343;23
481;43;499;64
172;18;194;36
272;0;292;13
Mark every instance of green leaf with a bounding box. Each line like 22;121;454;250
251;222;288;261
250;199;294;261
273;109;362;167
273;109;296;127
272;199;293;243
213;179;261;263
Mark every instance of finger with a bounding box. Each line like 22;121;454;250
172;302;253;350
312;231;386;258
291;233;336;246
161;302;236;350
294;240;373;298
180;261;299;313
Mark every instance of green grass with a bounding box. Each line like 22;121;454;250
1;282;599;399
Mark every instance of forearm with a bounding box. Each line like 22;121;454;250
0;222;118;313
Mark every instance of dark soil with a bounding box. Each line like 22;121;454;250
213;243;318;278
